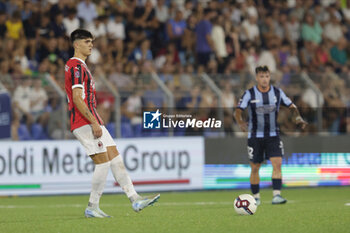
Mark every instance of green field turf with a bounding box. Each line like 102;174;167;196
0;187;349;233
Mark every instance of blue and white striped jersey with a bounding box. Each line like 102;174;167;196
237;85;293;138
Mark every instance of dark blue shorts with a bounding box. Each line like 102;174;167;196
247;136;284;163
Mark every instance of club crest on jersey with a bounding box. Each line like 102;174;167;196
74;71;80;78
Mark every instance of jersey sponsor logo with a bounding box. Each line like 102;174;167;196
98;141;103;148
251;99;260;103
256;104;276;114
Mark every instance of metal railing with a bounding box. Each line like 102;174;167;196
98;74;121;138
3;70;349;139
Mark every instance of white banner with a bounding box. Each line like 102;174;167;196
0;137;204;195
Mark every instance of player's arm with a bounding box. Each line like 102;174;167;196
234;90;250;132
280;88;307;130
72;88;102;138
234;108;247;132
289;104;307;129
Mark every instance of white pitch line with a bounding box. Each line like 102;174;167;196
345;203;350;206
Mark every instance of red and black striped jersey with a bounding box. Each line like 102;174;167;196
65;57;103;131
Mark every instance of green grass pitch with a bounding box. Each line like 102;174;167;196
0;187;349;233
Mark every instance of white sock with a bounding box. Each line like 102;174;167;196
253;193;260;199
110;156;138;200
273;190;281;196
88;161;110;208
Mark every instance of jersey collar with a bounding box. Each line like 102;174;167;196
71;57;86;65
255;85;271;93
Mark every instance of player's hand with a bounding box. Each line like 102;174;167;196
238;122;248;132
296;116;307;130
91;122;102;138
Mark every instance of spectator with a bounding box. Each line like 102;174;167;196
167;9;186;49
155;0;168;23
122;87;143;130
182;14;196;60
29;78;49;126
38;13;53;39
132;0;159;32
5;10;23;40
63;8;79;36
12;78;33;128
181;0;194;19
87;15;107;39
107;13;125;40
323;15;344;43
195;8;216;66
21;0;32;21
13;44;29;72
330;37;348;67
301;13;323;45
257;45;277;73
50;0;70;20
0;11;7;39
130;39;153;64
211;15;227;67
240;14;259;42
311;3;330;25
77;0;98;26
0;59;13;91
50;12;66;38
286;13;300;44
109;62;134;91
47;96;69;139
287;46;301;72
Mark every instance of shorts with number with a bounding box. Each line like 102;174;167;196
247;136;284;163
73;125;116;156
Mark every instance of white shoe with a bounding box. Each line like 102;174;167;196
272;195;287;204
132;194;160;212
84;207;111;218
255;198;261;206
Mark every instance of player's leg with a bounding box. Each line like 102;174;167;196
73;125;111;218
85;152;111;218
103;126;160;212
250;162;261;205
267;137;287;204
106;146;139;201
248;138;264;205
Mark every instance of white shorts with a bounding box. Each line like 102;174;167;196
73;125;116;156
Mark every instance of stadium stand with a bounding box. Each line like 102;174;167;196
0;0;349;139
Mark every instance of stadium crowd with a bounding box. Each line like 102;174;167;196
0;0;350;140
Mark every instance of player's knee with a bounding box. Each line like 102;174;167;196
90;152;109;164
251;165;260;174
272;162;282;172
107;146;119;161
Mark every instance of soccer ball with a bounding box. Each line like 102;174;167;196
233;194;257;215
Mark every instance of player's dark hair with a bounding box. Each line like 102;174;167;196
70;29;93;43
255;65;270;74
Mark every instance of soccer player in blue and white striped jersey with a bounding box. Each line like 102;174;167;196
234;65;307;205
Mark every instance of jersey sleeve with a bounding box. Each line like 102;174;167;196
237;90;251;110
69;63;84;89
280;89;293;107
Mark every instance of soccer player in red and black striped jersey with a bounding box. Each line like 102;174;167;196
65;29;159;218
